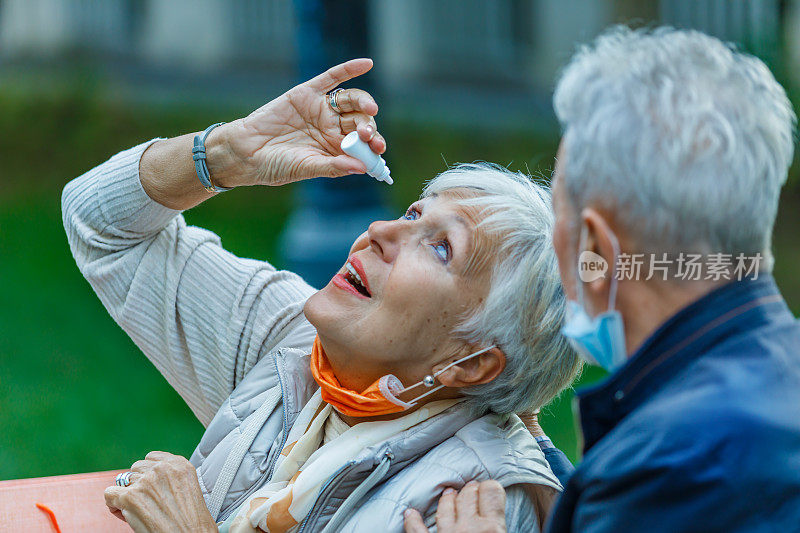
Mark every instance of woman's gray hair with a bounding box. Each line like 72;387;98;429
423;163;581;415
553;26;796;271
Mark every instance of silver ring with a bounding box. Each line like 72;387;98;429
328;88;345;113
115;471;134;487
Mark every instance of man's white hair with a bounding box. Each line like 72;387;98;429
554;26;796;270
423;163;581;415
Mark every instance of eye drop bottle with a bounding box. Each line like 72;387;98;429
341;131;393;185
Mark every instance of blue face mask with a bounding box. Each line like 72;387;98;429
561;226;628;372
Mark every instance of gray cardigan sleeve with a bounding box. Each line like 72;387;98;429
61;140;316;426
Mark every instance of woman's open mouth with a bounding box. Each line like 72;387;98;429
332;257;372;298
344;262;371;297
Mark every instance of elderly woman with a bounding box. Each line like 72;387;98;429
62;59;580;532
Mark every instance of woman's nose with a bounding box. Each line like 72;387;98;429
367;219;406;263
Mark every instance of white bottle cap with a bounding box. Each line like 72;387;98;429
341;131;393;185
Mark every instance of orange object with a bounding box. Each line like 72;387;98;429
35;503;61;533
310;335;409;417
0;470;132;532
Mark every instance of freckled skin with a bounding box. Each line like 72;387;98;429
303;194;490;400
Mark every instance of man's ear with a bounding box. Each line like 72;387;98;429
435;347;506;388
581;208;619;312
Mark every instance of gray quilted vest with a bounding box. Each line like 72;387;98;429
190;346;561;532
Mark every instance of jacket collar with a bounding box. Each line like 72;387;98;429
274;348;560;487
273;349;484;465
576;274;789;452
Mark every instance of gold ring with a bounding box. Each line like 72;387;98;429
328;88;345;113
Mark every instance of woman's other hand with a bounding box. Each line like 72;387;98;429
104;451;217;533
403;481;508;533
208;57;385;188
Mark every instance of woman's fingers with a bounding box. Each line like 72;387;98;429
403;508;430;533
104;452;215;533
422;482;506;533
324;155;368;177
104;485;125;512
364;130;387;155
130;460;154;473
144;450;172;461
456;480;480;517
355;119;386;155
477;480;507;521
333;88;378;115
307;58;373;93
339;112;375;135
436;487;458;530
338;113;387;155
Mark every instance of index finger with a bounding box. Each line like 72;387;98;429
104;485;125;511
477;480;506;521
306;58;374;93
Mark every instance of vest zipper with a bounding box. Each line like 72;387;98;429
297;451;394;533
296;463;356;533
321;451;394;532
216;351;294;523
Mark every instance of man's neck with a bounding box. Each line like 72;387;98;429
620;279;725;357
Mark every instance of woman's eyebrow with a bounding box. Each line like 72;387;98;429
447;213;475;254
452;214;470;229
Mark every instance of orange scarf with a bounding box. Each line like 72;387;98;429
310;336;410;417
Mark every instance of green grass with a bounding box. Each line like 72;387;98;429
1;87;798;479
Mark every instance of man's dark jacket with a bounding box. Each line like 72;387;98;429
547;275;800;532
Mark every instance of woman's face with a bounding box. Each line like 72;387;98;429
304;191;490;392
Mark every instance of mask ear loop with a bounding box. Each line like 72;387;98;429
605;228;621;312
576;225;588;308
400;345;496;407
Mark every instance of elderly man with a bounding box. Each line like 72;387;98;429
405;26;800;532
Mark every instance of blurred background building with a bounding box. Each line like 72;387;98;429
1;0;798;480
2;0;798;130
3;0;798;284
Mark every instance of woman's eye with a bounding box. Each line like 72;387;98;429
431;241;450;262
402;208;420;221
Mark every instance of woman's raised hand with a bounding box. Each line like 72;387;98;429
138;58;385;211
207;58;386;188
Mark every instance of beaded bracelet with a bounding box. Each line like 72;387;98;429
192;122;233;193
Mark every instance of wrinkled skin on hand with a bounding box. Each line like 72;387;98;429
104;451;217;533
403;480;507;533
208;58;386;188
